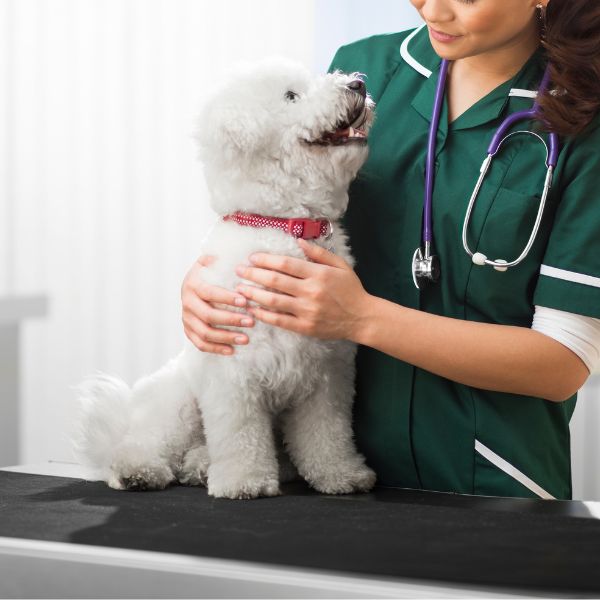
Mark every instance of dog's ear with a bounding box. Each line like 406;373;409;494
194;104;268;159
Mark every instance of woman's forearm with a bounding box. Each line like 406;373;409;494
354;295;589;402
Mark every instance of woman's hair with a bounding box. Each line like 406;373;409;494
537;1;600;138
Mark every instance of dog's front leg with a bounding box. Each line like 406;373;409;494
283;342;376;495
199;388;280;500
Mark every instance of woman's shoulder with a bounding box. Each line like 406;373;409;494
329;29;414;68
559;110;600;181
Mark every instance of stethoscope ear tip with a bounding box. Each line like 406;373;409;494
472;252;487;266
493;259;508;273
471;253;509;272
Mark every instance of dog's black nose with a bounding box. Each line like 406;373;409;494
347;79;366;98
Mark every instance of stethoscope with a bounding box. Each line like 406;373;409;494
412;59;561;289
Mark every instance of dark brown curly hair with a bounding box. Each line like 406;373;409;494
537;1;600;138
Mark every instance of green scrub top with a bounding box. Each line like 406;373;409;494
329;25;600;500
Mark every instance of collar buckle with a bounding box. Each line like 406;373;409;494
286;218;322;239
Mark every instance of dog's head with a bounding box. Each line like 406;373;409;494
194;57;375;219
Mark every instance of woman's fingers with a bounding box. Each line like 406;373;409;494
196;254;216;268
184;327;234;356
184;257;247;309
195;280;248;309
236;284;297;315
181;254;253;355
184;288;253;329
236;265;304;297
247;251;315;278
183;312;249;355
183;295;254;339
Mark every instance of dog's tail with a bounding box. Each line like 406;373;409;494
71;373;132;481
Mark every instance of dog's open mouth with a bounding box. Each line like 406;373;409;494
320;125;368;145
306;101;370;147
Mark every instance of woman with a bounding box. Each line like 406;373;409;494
180;0;600;500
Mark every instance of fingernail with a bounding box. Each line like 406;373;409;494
234;297;246;307
222;348;233;355
234;336;247;345
241;318;253;327
249;254;259;263
236;265;246;276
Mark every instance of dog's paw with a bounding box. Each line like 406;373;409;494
112;462;175;491
207;470;281;500
309;462;376;495
177;446;210;486
107;473;126;490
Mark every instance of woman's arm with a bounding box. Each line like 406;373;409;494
236;239;589;403
356;295;589;402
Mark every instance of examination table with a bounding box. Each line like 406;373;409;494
1;462;599;598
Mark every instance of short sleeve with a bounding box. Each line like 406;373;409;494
326;38;373;73
533;119;600;318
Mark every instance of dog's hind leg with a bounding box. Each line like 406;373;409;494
108;352;204;491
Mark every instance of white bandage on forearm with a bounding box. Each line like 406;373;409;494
532;305;600;374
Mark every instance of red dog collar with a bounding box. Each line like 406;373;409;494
223;212;331;240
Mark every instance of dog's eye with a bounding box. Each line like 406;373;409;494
285;90;299;103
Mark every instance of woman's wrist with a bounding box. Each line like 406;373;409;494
351;293;392;347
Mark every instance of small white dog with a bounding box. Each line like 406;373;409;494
74;57;376;499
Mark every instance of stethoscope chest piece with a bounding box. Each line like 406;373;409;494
412;246;441;289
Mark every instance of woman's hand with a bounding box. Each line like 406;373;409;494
235;238;372;342
181;255;255;355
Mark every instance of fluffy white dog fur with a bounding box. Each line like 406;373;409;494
74;57;376;499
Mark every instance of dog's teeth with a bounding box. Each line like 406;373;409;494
348;127;355;137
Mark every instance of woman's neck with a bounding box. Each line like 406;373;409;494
447;23;541;123
452;21;541;84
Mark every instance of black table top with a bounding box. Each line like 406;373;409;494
1;471;600;595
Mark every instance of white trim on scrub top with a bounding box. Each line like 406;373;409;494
475;440;556;500
540;264;600;289
399;24;538;100
399;24;433;78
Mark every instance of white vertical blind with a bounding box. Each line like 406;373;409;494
0;0;316;465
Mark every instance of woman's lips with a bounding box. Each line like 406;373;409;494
429;27;462;43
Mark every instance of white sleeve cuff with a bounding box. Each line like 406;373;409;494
531;305;600;374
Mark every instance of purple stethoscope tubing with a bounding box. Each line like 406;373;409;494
423;59;450;248
414;58;561;287
486;66;560;164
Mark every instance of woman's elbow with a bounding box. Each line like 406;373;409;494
530;335;591;403
543;363;590;403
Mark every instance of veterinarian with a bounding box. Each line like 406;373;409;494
181;0;600;500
